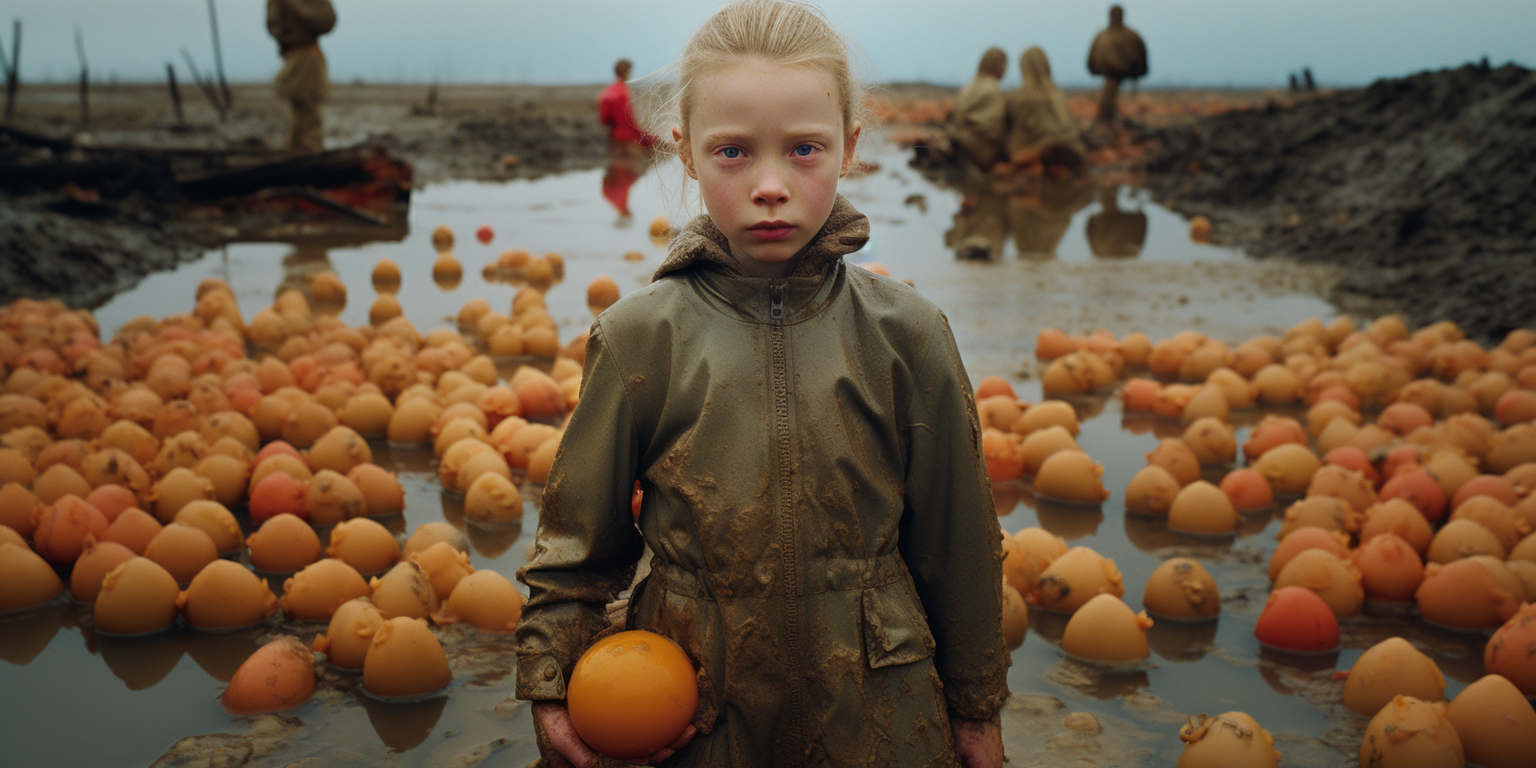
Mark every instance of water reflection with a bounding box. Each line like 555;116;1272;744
277;245;338;308
1086;186;1148;258
1147;618;1219;663
96;632;190;691
1031;496;1105;540
1257;646;1340;697
601;153;651;226
992;480;1028;517
1123;512;1238;557
945;173;1008;260
187;629;267;683
0;603;67;665
1051;658;1152;700
362;693;449;751
465;521;522;559
1009;181;1093;260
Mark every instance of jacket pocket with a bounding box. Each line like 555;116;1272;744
860;578;937;669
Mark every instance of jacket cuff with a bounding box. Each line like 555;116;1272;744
515;653;568;701
944;680;1009;722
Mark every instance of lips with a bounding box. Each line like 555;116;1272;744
747;221;794;241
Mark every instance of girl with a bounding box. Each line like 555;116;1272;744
515;2;1009;765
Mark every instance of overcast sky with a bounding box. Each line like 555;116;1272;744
4;0;1532;88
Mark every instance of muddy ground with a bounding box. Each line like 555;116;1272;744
1147;62;1536;344
1;69;1531;343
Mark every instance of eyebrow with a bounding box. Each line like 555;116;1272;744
699;125;840;146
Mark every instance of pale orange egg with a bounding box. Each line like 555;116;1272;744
1000;583;1028;650
173;500;242;556
33;463;92;505
1305;465;1378;515
1352;534;1424;602
200;411;260;454
372;259;402;293
1124;465;1181;516
1012;527;1068;578
463;472;524;525
327;518;401;576
1180;386;1230;425
1143;558;1220;621
1269;527;1352;582
347;463;405;518
1273;548;1364;618
148;467;215;524
1061;594;1151;662
1253;444;1322;496
1219;468;1274;512
1427;518;1506;563
1016;426;1080;479
0;524;24;549
223;636;317;714
1503;559;1536;601
0;447;37;486
1145;438;1201;487
1361;499;1434;556
1359;696;1464;768
247;513;322;573
386;397;441;445
1241;416;1308;463
144;523;219;585
280;558;371;622
1182;417;1236;465
362;616;452;698
977;395;1024;432
1443;674;1536;768
433;570;524;632
1448;495;1529;551
410;541;476;601
368;561;439;620
982;429;1025;483
1512;531;1536;563
338;392;394;437
1033;546;1124;614
1416;556;1524;630
31;494;110;566
1275;495;1362;540
0;541;64;612
1343;637;1446;716
94;557;180;635
69;536;137;603
1252;364;1303;404
1167;481;1238;536
1175;712;1280;768
1484;604;1536;696
1486;423;1536;474
512;366;565;417
249;471;310;525
402;522;470;559
1012;400;1080;437
526;436;561;485
191;453;249;508
1034;450;1110;504
308;426;372;475
0;482;40;539
313;597;384;670
148;429;209;476
102;507;161;554
433;417;488;460
1306;399;1362;437
177;559;278;630
369;295;404;326
305;470;366;528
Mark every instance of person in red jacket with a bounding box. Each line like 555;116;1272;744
597;59;656;152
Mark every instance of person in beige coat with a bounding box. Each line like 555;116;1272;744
1006;47;1083;171
267;0;336;153
1087;5;1148;125
948;48;1009;171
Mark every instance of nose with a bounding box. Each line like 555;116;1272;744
752;163;789;206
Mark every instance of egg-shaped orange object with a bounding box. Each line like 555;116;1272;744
1426;518;1506;563
1013;400;1080;437
1380;467;1449;523
1342;637;1446;716
249;471;309;525
567;630;698;760
329;518;401;576
84;484;139;523
1168;481;1238;536
1352;534;1424;602
1484;603;1536;696
143;523;219;585
1033;546;1124;613
1034;450;1110;504
1443;674;1536;768
1253;444;1322;497
280;558;371;622
173;500;242;556
369;561;439;620
1305;464;1378;516
1273;549;1364;618
247;513;322;573
1268;527;1351;582
410;541;476;601
1275;495;1361;540
1448;495;1529;551
1359;696;1463;768
1145;438;1201;487
1360;499;1434;556
223;636;316;714
1416;556;1524;630
433;570;524;632
402;522;470;559
1000;583;1028;650
0;541;64;612
1253;586;1337;653
313;597;384;670
31;494;110;566
1143;557;1220;621
1218;468;1274;512
1175;712;1280;768
94;557;180;636
345;463;405;519
69;536;137;603
1061;594;1152;662
178;559;278;630
362;616;452;699
1242;416;1308;463
101;507;162;554
1124;465;1181;516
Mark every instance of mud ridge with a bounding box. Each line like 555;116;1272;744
1147;62;1536;344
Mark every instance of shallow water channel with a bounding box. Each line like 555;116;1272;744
3;143;1484;767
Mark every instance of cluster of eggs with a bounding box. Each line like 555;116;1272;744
977;379;1111;505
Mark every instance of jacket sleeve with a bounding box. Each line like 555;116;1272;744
515;324;646;700
898;311;1010;721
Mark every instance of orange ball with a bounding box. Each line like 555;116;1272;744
223;636;316;714
567;630;698;760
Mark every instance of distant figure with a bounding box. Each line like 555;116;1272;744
1302;67;1316;91
1086;186;1147;258
949;47;1009;170
267;0;336;154
598;59;655;152
1087;5;1147;125
1006;47;1084;176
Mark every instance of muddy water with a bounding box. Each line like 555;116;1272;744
4;144;1483;767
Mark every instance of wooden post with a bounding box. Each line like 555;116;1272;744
181;47;227;122
2;20;20;122
206;0;231;109
167;63;184;125
75;27;88;125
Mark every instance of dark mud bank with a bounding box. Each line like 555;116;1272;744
1148;62;1536;344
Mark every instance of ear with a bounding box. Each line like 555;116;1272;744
673;126;698;180
839;122;863;177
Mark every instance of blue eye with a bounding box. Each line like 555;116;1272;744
795;144;816;157
721;147;741;159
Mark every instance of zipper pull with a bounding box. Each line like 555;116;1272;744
770;283;784;324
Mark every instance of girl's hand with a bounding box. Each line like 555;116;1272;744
532;701;698;766
952;715;1004;768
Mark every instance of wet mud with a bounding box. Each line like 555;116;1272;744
1149;62;1536;344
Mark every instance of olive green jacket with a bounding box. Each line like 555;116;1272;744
516;197;1009;767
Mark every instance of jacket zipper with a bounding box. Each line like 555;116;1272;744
769;281;805;755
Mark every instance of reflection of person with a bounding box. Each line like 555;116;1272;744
1086;186;1148;258
597;59;656;152
1008;178;1093;258
1087;5;1148;125
276;244;332;301
947;174;1009;260
267;0;336;154
949;47;1009;170
601;155;643;223
517;3;1008;767
1006;47;1084;174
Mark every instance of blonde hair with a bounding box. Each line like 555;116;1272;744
645;0;869;148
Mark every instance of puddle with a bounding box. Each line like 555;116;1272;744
9;143;1457;768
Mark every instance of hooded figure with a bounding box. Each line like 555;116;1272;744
948;48;1009;169
1086;186;1148;258
1087;5;1148;124
267;0;336;153
1006;47;1084;169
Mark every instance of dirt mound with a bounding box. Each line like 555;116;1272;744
1149;62;1536;343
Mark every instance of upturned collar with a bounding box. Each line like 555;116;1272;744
652;195;869;282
